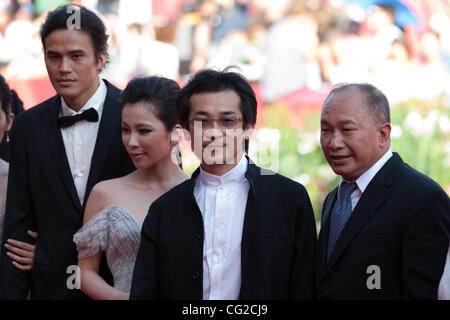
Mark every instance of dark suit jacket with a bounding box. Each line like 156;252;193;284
316;152;449;299
0;80;135;300
130;159;317;300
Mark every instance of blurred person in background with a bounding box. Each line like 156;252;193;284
139;19;180;80
325;31;373;84
262;1;321;103
360;5;403;65
0;0;14;66
207;18;267;82
0;1;45;78
429;9;450;68
371;38;420;104
412;29;450;100
189;0;219;73
189;0;250;74
210;0;250;45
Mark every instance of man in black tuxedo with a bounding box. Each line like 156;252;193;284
316;83;449;299
130;68;317;300
0;5;134;299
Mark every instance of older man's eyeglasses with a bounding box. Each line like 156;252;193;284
187;117;243;129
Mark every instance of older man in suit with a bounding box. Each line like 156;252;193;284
0;5;134;299
316;83;449;299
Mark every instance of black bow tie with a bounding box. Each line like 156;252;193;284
57;108;99;128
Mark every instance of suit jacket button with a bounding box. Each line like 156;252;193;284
192;272;200;280
194;234;202;243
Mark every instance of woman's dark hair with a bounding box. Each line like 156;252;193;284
120;76;181;131
176;67;257;153
40;5;109;66
0;74;12;120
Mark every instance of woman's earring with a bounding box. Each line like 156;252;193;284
6;131;9;143
170;144;182;168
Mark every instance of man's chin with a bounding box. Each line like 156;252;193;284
330;165;348;177
55;87;77;98
201;157;227;166
332;167;360;182
201;155;239;166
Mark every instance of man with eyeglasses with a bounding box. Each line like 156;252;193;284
130;68;317;300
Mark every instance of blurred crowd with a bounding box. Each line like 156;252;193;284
1;0;450;105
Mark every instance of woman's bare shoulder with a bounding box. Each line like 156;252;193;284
93;177;131;194
84;176;133;223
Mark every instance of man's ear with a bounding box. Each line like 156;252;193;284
96;51;107;72
378;123;391;147
243;123;255;140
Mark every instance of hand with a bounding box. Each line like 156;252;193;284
4;230;38;271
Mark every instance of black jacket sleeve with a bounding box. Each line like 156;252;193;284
130;201;161;300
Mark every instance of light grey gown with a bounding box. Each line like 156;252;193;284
73;205;141;293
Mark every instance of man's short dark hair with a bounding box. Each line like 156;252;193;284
324;83;391;125
177;68;257;128
176;67;257;153
40;5;109;66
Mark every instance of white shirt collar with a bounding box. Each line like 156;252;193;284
199;156;248;187
339;149;393;195
59;77;107;117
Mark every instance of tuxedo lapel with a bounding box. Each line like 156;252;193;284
324;154;401;274
84;81;121;205
43;97;82;212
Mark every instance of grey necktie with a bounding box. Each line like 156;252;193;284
327;181;357;261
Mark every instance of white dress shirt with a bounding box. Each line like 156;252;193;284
194;156;250;300
59;78;106;205
338;149;393;210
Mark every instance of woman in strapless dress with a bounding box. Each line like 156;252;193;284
73;76;189;300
